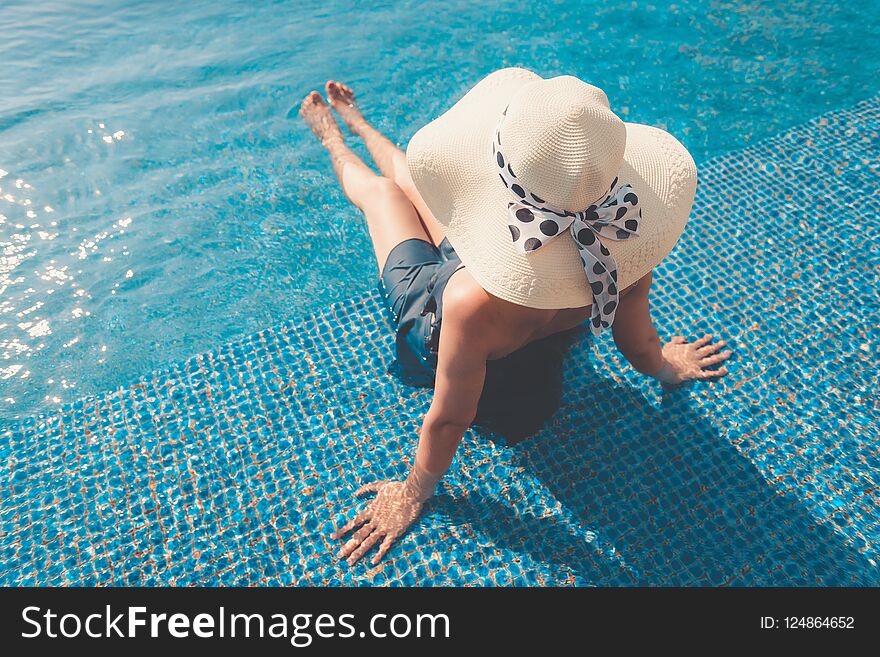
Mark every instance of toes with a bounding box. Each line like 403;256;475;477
333;80;352;96
326;80;355;106
326;80;344;97
300;91;323;111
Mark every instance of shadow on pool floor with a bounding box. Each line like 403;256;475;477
459;357;875;585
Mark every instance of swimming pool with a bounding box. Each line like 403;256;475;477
1;0;878;421
2;97;878;586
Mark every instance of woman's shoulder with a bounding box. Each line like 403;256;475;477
443;269;553;343
441;268;492;317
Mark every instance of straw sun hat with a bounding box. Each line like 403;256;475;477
406;67;697;317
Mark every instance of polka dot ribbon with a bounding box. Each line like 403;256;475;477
492;119;641;336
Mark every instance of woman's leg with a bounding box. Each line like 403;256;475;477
299;92;429;274
325;81;446;247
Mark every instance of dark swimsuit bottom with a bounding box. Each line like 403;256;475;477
378;237;586;440
377;237;465;387
378;236;583;393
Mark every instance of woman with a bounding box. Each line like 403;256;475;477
299;68;731;566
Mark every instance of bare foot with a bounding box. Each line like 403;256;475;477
326;80;367;133
299;91;343;146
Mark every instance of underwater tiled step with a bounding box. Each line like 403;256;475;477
1;97;878;586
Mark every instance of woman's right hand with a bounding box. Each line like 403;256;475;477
660;334;732;384
331;479;426;566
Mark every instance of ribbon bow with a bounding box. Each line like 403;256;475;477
492;123;641;336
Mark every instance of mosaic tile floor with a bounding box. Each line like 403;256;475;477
2;97;878;586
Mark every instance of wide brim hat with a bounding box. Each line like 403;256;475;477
406;67;697;309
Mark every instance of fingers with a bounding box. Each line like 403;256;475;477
372;533;398;565
355;481;385;497
346;530;384;565
700;350;732;366
698;366;729;379
692;333;713;348
330;481;386;539
330;510;368;540
337;522;375;559
697;339;726;356
670;335;686;344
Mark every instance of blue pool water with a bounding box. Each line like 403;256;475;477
1;0;879;420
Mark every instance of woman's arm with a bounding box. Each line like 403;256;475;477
332;290;490;566
611;271;665;376
414;293;489;473
612;271;732;383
